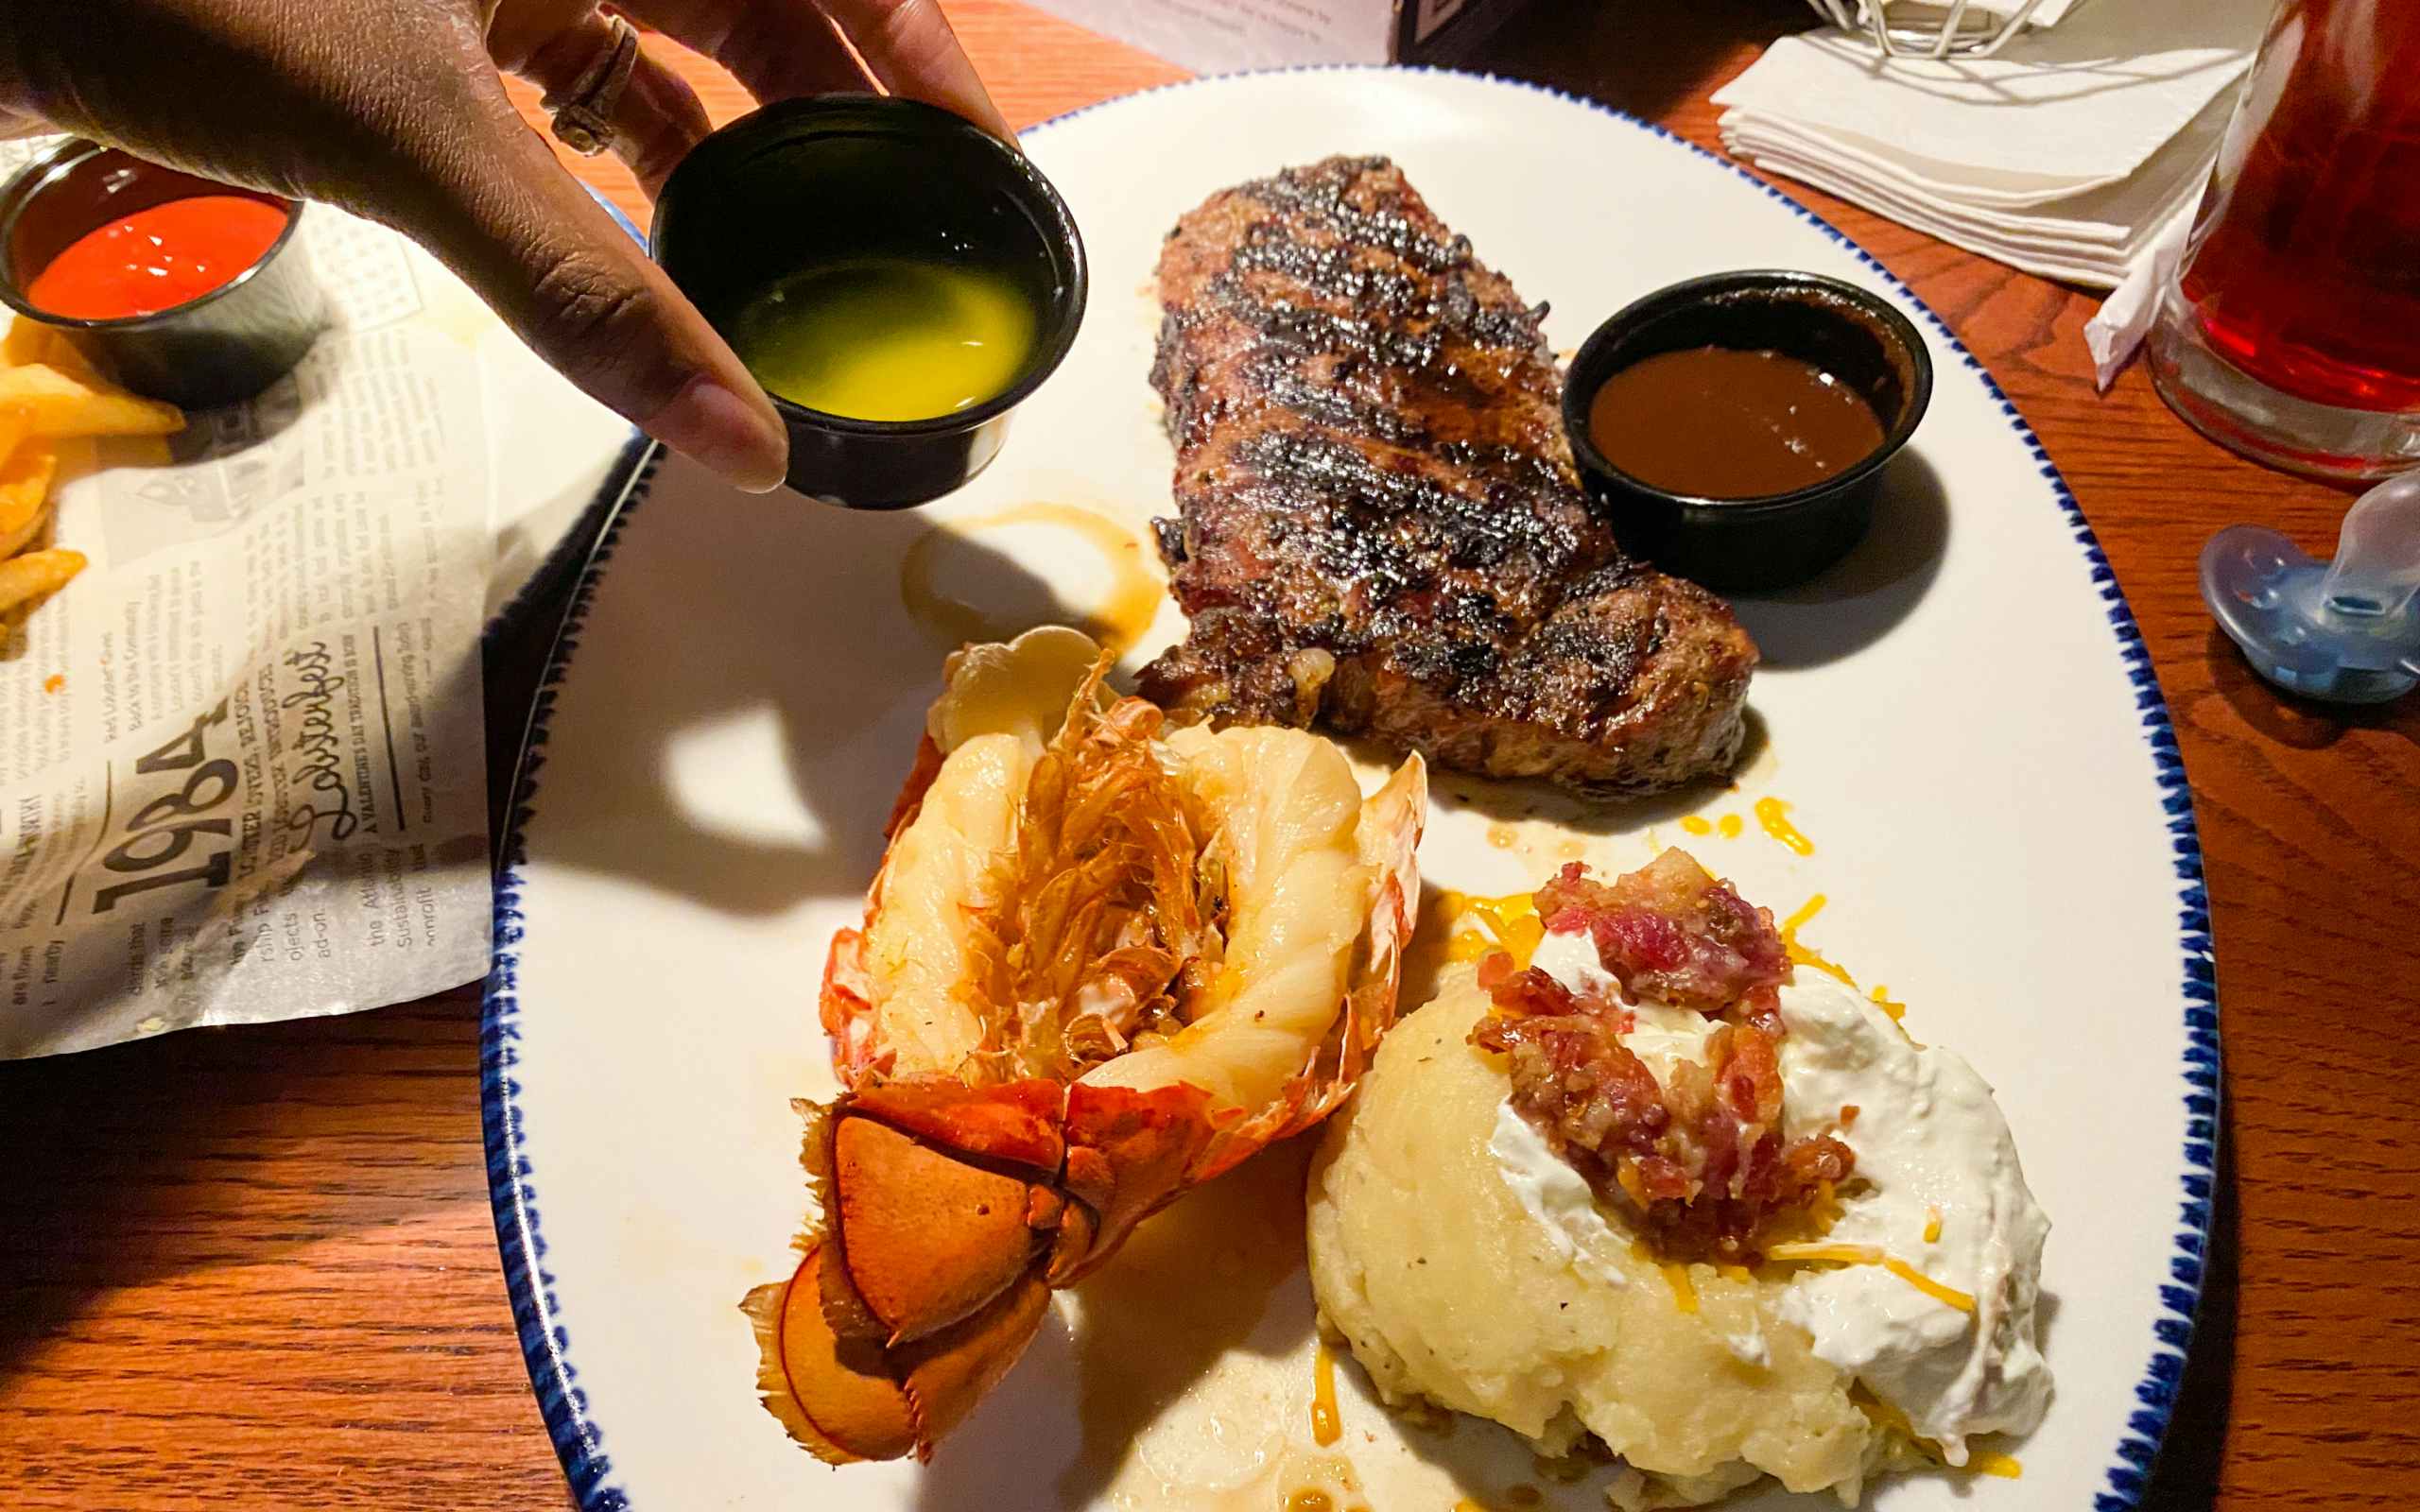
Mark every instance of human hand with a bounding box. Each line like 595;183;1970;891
0;0;1015;491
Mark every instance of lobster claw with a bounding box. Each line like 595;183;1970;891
747;1075;1224;1462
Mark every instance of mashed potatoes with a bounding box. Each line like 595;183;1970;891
1306;970;1884;1508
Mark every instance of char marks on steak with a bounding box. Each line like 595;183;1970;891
1139;155;1756;794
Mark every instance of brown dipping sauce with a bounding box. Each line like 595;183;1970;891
1586;345;1886;499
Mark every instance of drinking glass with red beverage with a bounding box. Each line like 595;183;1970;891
2149;0;2420;480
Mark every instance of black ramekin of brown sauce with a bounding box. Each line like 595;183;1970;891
1563;270;1931;593
651;95;1086;509
0;140;323;408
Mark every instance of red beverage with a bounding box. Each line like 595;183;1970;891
2174;0;2420;414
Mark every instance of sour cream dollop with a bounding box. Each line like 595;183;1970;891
1490;925;2053;1463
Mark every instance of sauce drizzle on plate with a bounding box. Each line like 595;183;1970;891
898;502;1161;651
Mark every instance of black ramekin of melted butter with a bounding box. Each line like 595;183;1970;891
651;96;1086;508
1564;270;1931;592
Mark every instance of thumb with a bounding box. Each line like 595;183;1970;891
389;79;787;492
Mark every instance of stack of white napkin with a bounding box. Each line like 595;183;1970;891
1714;0;2277;375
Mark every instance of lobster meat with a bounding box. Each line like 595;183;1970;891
743;627;1426;1462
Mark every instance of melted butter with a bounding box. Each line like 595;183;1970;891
898;502;1162;652
1286;1492;1334;1512
730;258;1034;420
1754;796;1815;855
1310;1340;1341;1447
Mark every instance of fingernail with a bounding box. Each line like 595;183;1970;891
650;373;787;493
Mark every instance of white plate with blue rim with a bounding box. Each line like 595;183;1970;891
482;67;2213;1512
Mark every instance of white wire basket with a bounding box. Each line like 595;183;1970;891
1804;0;2049;58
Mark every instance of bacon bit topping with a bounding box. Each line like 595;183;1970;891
1535;851;1789;1014
1840;1104;1859;1126
1472;850;1854;1265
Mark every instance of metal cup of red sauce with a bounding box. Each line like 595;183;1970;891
0;140;324;409
1563;270;1932;593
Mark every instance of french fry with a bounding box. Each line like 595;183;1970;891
1;318;97;380
0;404;28;467
0;362;182;439
0;441;56;558
0;547;85;614
2;317;53;367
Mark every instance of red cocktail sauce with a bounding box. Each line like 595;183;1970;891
25;196;290;320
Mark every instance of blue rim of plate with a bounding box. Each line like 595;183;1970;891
479;64;2220;1512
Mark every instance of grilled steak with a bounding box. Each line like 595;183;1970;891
1139;156;1756;795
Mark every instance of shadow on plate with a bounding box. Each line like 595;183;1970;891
913;1140;1322;1512
1725;449;1949;671
497;454;1086;919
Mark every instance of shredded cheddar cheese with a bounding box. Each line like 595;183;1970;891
1884;1258;1976;1313
1437;890;1545;971
1779;893;1825;936
1629;1241;1701;1313
1663;1263;1700;1314
1776;893;1858;986
1310;1340;1341;1446
1924;1206;1945;1245
1679;815;1714;836
1856;1393;2024;1479
1718;813;1743;839
1616;1162;1651;1209
1766;1242;1977;1313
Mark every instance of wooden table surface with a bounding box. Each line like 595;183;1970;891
6;1;2415;1506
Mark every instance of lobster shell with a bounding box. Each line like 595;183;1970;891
748;632;1426;1463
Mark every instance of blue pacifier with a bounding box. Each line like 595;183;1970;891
2202;471;2420;705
